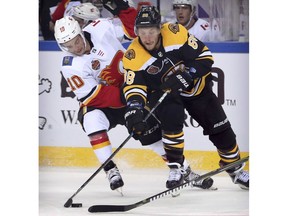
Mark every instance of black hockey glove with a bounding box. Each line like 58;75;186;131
161;70;193;93
124;101;148;135
102;0;130;16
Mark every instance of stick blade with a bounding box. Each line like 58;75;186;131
88;204;133;213
64;198;73;208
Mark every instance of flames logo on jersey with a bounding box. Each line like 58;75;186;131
125;49;135;60
99;50;124;87
91;60;100;70
168;23;180;34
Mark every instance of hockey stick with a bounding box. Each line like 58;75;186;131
88;156;249;213
64;90;170;208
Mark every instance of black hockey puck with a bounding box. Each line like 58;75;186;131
71;203;82;208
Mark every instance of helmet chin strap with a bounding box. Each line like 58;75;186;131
184;15;194;28
79;32;89;55
183;9;196;29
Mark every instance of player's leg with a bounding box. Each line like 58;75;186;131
79;107;124;191
184;89;249;189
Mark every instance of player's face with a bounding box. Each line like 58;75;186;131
62;34;86;56
174;5;192;26
137;27;161;51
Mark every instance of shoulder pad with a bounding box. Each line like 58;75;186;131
62;56;74;66
123;38;152;71
161;23;188;47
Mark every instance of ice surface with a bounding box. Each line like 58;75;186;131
39;167;248;216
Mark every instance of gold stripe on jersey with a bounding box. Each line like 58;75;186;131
181;72;211;97
196;46;213;61
82;85;102;106
123;84;147;103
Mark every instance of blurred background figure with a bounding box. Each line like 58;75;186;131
39;0;82;40
70;2;100;28
40;0;248;42
172;0;214;41
160;0;248;42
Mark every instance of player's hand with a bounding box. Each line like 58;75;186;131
124;101;147;134
102;0;130;15
161;70;193;93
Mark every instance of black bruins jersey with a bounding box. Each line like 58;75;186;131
122;23;214;105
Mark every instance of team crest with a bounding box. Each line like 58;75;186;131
147;65;160;75
62;56;73;66
168;23;180;34
91;60;100;70
125;49;135;60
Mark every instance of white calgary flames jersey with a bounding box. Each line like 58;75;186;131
60;19;126;108
188;18;221;42
188;18;210;41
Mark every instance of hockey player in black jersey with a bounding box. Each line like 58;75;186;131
122;6;249;190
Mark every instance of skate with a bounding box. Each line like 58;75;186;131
166;162;186;197
183;160;215;190
227;163;249;190
220;160;249;190
166;162;185;189
106;166;124;195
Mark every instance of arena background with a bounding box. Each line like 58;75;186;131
39;0;249;171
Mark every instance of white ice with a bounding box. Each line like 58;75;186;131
39;166;249;216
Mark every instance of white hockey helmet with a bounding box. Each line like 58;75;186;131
127;0;136;9
54;16;85;52
172;0;197;10
72;2;100;21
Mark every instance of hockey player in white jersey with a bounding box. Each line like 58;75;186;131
54;0;137;192
172;0;221;41
54;0;169;193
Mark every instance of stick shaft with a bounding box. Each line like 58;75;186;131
88;156;249;212
64;91;169;207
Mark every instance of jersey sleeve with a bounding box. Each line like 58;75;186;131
117;7;137;39
122;40;149;106
180;34;214;79
50;0;70;23
122;69;147;105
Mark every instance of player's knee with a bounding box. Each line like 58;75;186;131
209;127;236;150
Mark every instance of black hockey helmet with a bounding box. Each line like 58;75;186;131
135;5;161;28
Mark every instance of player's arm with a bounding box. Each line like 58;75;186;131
180;34;214;79
50;0;70;23
63;72;125;108
102;0;137;39
122;69;147;106
61;58;125;109
122;68;148;134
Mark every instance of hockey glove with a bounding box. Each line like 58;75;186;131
161;70;193;93
102;0;130;16
124;101;147;135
